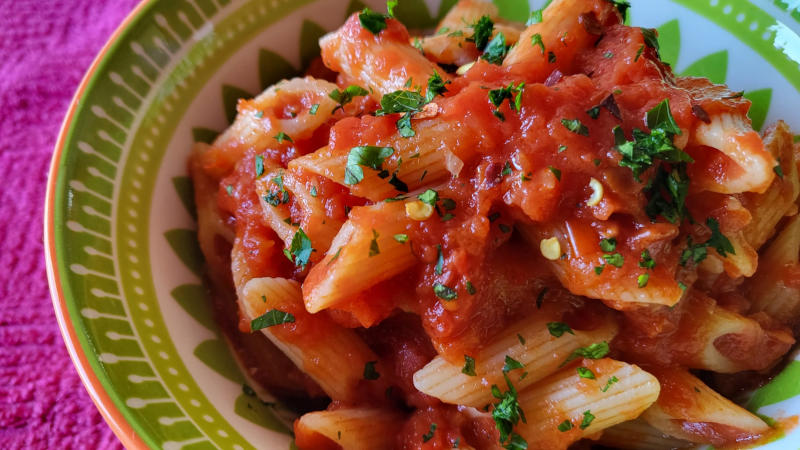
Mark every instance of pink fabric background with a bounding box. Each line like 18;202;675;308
0;1;138;448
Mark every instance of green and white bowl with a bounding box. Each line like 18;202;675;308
45;0;800;448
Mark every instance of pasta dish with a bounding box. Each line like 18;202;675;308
189;0;800;448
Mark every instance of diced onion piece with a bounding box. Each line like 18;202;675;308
586;177;603;206
540;237;561;260
405;201;434;220
456;61;475;75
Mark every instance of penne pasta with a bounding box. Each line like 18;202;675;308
515;359;660;450
320;14;450;100
413;303;618;407
198;77;344;179
747;214;800;324
302;201;416;313
295;408;404;450
503;0;620;81
598;419;693;449
642;368;770;446
240;277;381;401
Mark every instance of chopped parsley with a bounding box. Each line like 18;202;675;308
548;166;561;181
517;334;526;345
491;374;527;449
548;51;556;63
637;273;650;288
603;253;624;268
547;322;574;338
561;118;589;136
586;106;601;119
344;145;394;185
309;103;319;115
580;410;595;430
603;51;614;58
640;28;660;56
462;355;477;376
467;16;494;50
526;8;543;26
363;361;380;380
418;189;439;205
426;71;450;102
422;423;437;442
634;44;644;62
613;99;692;181
225;185;234;196
594;265;605;275
599;237;617;252
680;217;735;265
386;0;397;17
774;164;784;178
250;309;295;331
577;367;595;379
310;186;317;197
254;155;265;177
273;132;292;143
557;420;573;432
558;144;567;153
369;229;380;256
502;355;524;373
376;72;449;137
482;33;510;64
433;283;458;301
358;8;388;34
561;341;610;367
283;228;313;269
394;233;409;243
466;281;476;295
388;172;409;192
601;376;619;392
329;85;369;113
488;82;525;113
644;163;690;224
639;250;655;269
501;161;513;176
434;245;444;275
531;33;545;54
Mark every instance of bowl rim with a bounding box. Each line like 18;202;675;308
44;0;152;448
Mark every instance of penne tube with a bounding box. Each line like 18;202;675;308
747;214;800;324
690;112;777;194
642;368;770;446
302;201;416;313
289;116;464;202
598;419;692;449
197;77;344;179
503;0;620;81
515;359;660;450
740;121;800;248
413;304;618;407
418;0;522;66
240;277;381;401
698;229;757;278
320;14;450;100
294;408;404;450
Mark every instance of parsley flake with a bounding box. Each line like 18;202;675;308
468;16;494;50
547;322;575;338
418;189;439;205
369;229;380;256
491;374;527;447
283;228;313;269
422;423;437;442
466;281;476;295
250;309;295;331
273;132;292;143
526;9;543;26
358;8;388;34
548;166;562;181
329;85;369;113
639;250;655;269
561;341;610;367
344;146;394;185
557;420;573;432
637;273;650;288
434;245;444;275
502;355;524;373
433;283;458;301
488;82;525;112
577;367;595;379
601;376;619;392
580;410;595;430
561;118;589;136
309;103;319;115
603;253;624;268
531;33;545;54
394;234;409;243
462;355;477;376
774;164;784;179
254;155;265;177
599;238;617;252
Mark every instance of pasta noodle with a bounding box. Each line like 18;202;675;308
187;0;800;448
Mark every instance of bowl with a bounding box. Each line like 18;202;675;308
44;0;800;448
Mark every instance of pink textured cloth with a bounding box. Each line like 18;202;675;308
0;1;138;448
